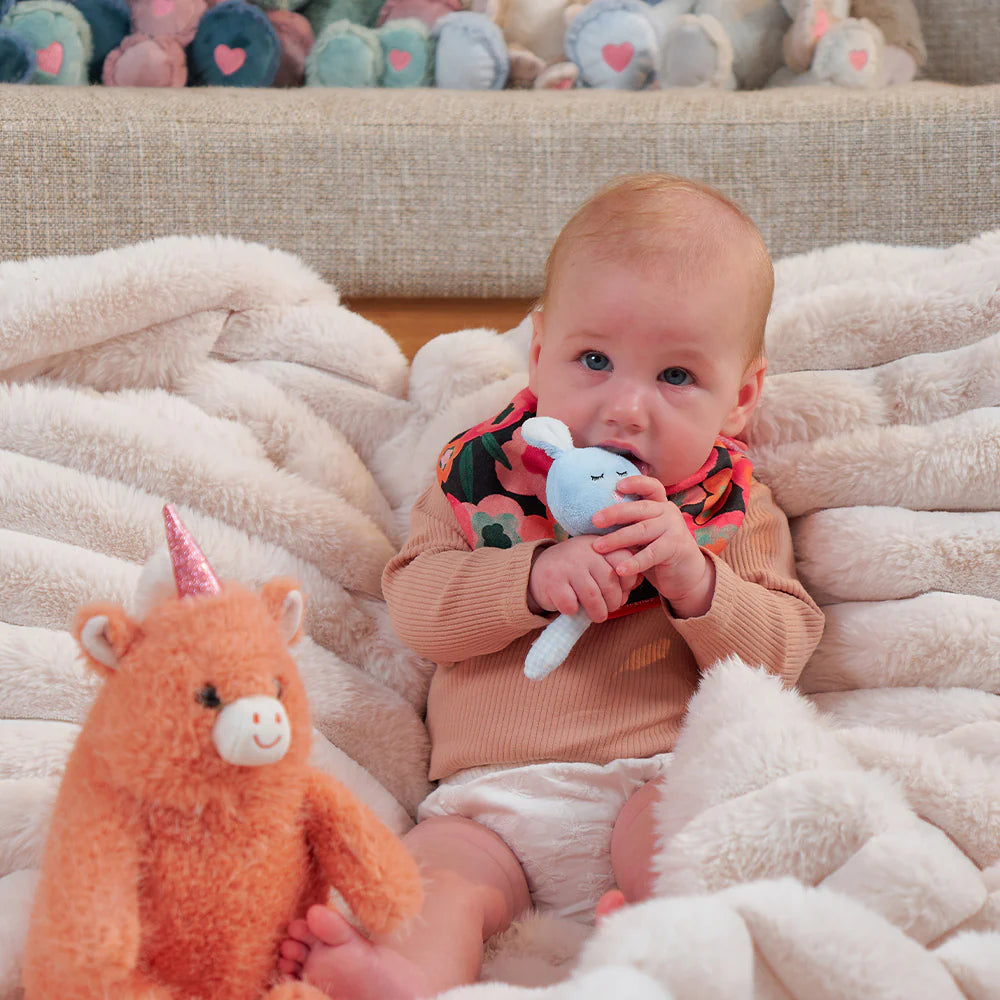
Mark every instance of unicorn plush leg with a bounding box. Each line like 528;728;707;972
525;609;591;681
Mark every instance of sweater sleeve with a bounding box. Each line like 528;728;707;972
382;484;554;663
669;479;824;687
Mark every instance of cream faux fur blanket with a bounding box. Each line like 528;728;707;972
1;232;999;999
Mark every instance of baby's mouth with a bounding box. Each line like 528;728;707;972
602;445;650;478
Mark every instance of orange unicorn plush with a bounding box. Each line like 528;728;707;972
22;505;423;1000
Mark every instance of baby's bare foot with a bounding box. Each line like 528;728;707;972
595;889;627;923
281;905;431;1000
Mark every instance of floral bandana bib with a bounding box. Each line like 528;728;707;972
437;388;753;615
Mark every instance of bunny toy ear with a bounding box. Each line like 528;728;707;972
521;416;574;458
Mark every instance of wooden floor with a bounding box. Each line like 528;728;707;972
345;297;535;359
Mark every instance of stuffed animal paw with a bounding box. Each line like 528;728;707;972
564;0;658;89
2;0;93;83
433;10;509;89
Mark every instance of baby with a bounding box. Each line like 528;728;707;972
279;174;825;998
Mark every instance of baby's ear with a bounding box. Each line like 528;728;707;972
259;577;305;646
722;359;767;438
72;603;141;678
521;416;574;458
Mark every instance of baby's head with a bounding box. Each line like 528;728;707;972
528;174;772;489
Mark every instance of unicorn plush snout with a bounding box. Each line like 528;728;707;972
212;695;291;766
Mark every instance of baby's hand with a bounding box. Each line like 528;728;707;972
528;536;640;623
591;476;715;618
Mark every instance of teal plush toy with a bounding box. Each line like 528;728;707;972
0;0;93;83
187;0;281;85
520;416;641;682
0;24;35;81
305;15;432;86
303;0;448;87
302;0;509;88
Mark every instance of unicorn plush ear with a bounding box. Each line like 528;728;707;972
73;603;141;678
260;577;305;645
521;416;574;458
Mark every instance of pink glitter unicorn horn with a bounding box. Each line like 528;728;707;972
162;504;222;597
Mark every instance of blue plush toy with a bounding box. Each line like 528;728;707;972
564;0;659;89
520;416;640;681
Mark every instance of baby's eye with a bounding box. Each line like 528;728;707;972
581;351;611;372
590;473;605;481
660;367;692;386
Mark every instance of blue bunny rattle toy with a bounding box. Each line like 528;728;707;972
520;416;641;681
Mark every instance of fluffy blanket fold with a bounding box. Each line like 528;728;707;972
2;232;999;999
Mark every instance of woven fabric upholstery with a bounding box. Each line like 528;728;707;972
4;84;996;297
914;0;1000;84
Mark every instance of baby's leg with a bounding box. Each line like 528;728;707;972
280;815;530;1000
596;777;666;919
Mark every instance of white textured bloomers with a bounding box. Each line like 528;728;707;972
416;753;674;923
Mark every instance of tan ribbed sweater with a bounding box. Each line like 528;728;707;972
384;478;824;781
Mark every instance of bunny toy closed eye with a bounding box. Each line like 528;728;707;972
520;416;641;681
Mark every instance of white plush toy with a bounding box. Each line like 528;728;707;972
769;0;925;88
654;0;791;90
520;416;640;681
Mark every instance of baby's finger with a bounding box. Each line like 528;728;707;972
554;587;581;617
592;518;665;554
592;499;662;530
616;475;667;500
618;536;680;576
602;549;641;594
575;573;613;622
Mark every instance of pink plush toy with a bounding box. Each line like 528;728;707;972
102;0;204;84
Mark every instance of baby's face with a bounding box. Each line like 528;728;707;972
529;246;765;489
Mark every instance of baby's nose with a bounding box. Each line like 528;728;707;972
602;385;650;430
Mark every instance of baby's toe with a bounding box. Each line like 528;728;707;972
285;918;316;946
281;939;311;964
277;956;301;977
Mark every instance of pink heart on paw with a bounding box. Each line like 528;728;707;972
36;41;63;75
152;0;175;17
214;44;246;75
812;9;830;39
849;48;868;71
602;42;633;73
388;49;410;72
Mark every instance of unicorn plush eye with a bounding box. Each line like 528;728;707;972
590;473;604;481
196;684;222;710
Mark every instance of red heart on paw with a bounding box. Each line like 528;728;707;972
602;42;633;73
849;49;868;71
36;41;63;75
214;44;246;75
388;49;410;72
812;9;830;39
